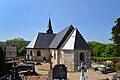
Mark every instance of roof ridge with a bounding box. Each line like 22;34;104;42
57;25;74;49
60;29;75;49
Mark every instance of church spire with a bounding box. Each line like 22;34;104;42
47;17;53;34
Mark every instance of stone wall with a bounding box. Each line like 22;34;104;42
50;50;91;71
6;51;17;59
60;50;91;71
51;49;58;65
85;50;91;67
26;49;50;62
6;46;17;59
51;49;61;67
60;50;75;71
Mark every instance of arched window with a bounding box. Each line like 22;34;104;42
80;52;84;61
30;50;32;56
43;57;46;61
37;51;41;56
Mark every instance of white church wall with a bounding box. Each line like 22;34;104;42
26;49;50;62
62;29;76;50
51;49;61;67
51;49;57;65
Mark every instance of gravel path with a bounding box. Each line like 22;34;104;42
34;63;116;80
68;69;116;80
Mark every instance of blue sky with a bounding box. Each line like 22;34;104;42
0;0;120;43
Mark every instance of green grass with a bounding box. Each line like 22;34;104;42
67;71;76;73
91;57;120;60
38;69;48;71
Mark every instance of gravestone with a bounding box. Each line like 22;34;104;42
52;64;67;80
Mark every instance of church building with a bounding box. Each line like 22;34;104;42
26;18;91;71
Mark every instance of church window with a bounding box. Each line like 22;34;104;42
37;51;41;56
54;52;56;59
43;57;46;61
30;50;32;56
10;52;11;55
80;52;84;61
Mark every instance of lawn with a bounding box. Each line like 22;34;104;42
91;57;120;61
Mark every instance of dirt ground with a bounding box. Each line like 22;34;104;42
25;76;48;80
68;69;116;80
33;63;116;80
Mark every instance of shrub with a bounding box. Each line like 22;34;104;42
115;63;120;71
112;59;120;71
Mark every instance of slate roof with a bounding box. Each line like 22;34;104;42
27;25;90;50
49;25;74;49
59;28;91;50
74;29;90;50
27;33;56;48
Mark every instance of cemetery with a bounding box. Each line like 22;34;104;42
0;18;120;80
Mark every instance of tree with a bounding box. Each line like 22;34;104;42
88;41;117;57
6;38;27;56
6;38;25;48
88;41;106;57
88;41;100;56
111;18;120;56
101;44;116;57
93;43;106;57
18;46;26;56
0;45;6;77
